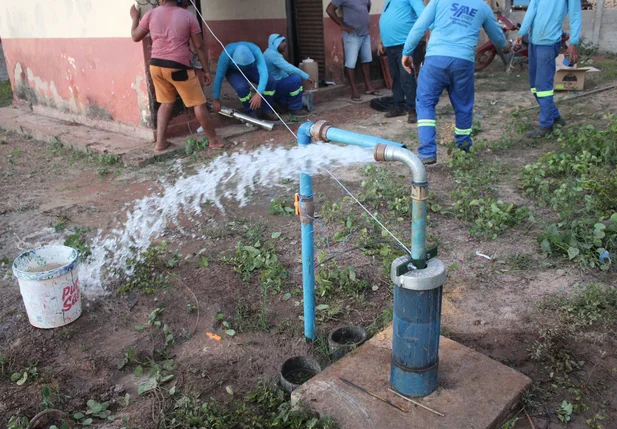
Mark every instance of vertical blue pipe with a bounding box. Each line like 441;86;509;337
300;173;315;341
297;122;315;340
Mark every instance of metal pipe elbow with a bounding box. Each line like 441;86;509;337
374;144;427;184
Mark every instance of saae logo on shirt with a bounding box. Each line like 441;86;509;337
450;3;478;18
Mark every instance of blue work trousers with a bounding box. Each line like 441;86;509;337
528;42;561;128
226;66;276;114
274;75;304;111
415;56;475;160
386;44;417;111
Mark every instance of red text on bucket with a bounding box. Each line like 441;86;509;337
62;279;80;312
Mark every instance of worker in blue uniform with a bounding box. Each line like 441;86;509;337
377;0;426;123
402;0;508;165
263;34;315;117
515;0;582;138
212;42;278;121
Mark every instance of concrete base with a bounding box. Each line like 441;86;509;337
0;106;187;166
292;326;531;429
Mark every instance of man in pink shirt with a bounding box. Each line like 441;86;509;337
130;0;227;151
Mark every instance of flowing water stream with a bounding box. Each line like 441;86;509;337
78;142;375;296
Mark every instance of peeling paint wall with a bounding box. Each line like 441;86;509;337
0;0;153;128
322;0;387;82
0;41;8;82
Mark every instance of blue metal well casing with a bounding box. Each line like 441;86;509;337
389;257;447;397
391;285;443;397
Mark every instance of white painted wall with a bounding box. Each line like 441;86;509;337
506;7;617;52
0;0;135;39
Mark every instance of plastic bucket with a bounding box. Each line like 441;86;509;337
13;245;81;329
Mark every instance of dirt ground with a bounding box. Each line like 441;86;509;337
1;55;616;428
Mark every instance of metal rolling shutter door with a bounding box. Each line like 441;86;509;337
295;0;326;78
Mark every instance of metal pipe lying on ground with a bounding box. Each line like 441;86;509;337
202;103;274;131
217;106;275;131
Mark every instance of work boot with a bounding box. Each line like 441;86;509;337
385;106;406;118
420;157;437;165
526;126;553;138
408;110;418;124
259;111;279;122
288;109;310;119
302;92;315;112
554;116;566;127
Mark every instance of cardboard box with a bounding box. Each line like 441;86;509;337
554;54;600;91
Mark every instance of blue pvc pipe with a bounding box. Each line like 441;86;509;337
325;128;406;149
297;122;315;341
299;174;315;341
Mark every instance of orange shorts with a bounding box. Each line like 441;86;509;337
150;65;206;107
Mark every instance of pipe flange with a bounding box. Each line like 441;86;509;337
391;257;446;291
311;120;332;142
374;144;387;162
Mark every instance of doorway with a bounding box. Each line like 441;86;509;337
287;0;326;79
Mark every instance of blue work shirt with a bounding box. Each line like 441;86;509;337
380;0;425;48
517;0;582;46
264;34;310;81
213;42;269;100
403;0;506;63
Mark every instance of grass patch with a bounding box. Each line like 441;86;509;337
520;118;617;270
447;147;532;239
117;241;182;294
0;81;12;108
162;379;337;428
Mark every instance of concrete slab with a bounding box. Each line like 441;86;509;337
292;326;531;429
0;106;184;166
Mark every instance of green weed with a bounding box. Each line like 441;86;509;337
118;241;180;294
0;81;12;108
269;197;295;216
162;379;338;428
10;364;38;386
360;165;411;217
97;153;120;165
539;283;617;328
447;147;531;239
315;257;369;298
7;416;29;429
223;240;287;292
64;227;91;259
185;136;209;155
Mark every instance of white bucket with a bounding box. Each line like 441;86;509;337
13;245;82;329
